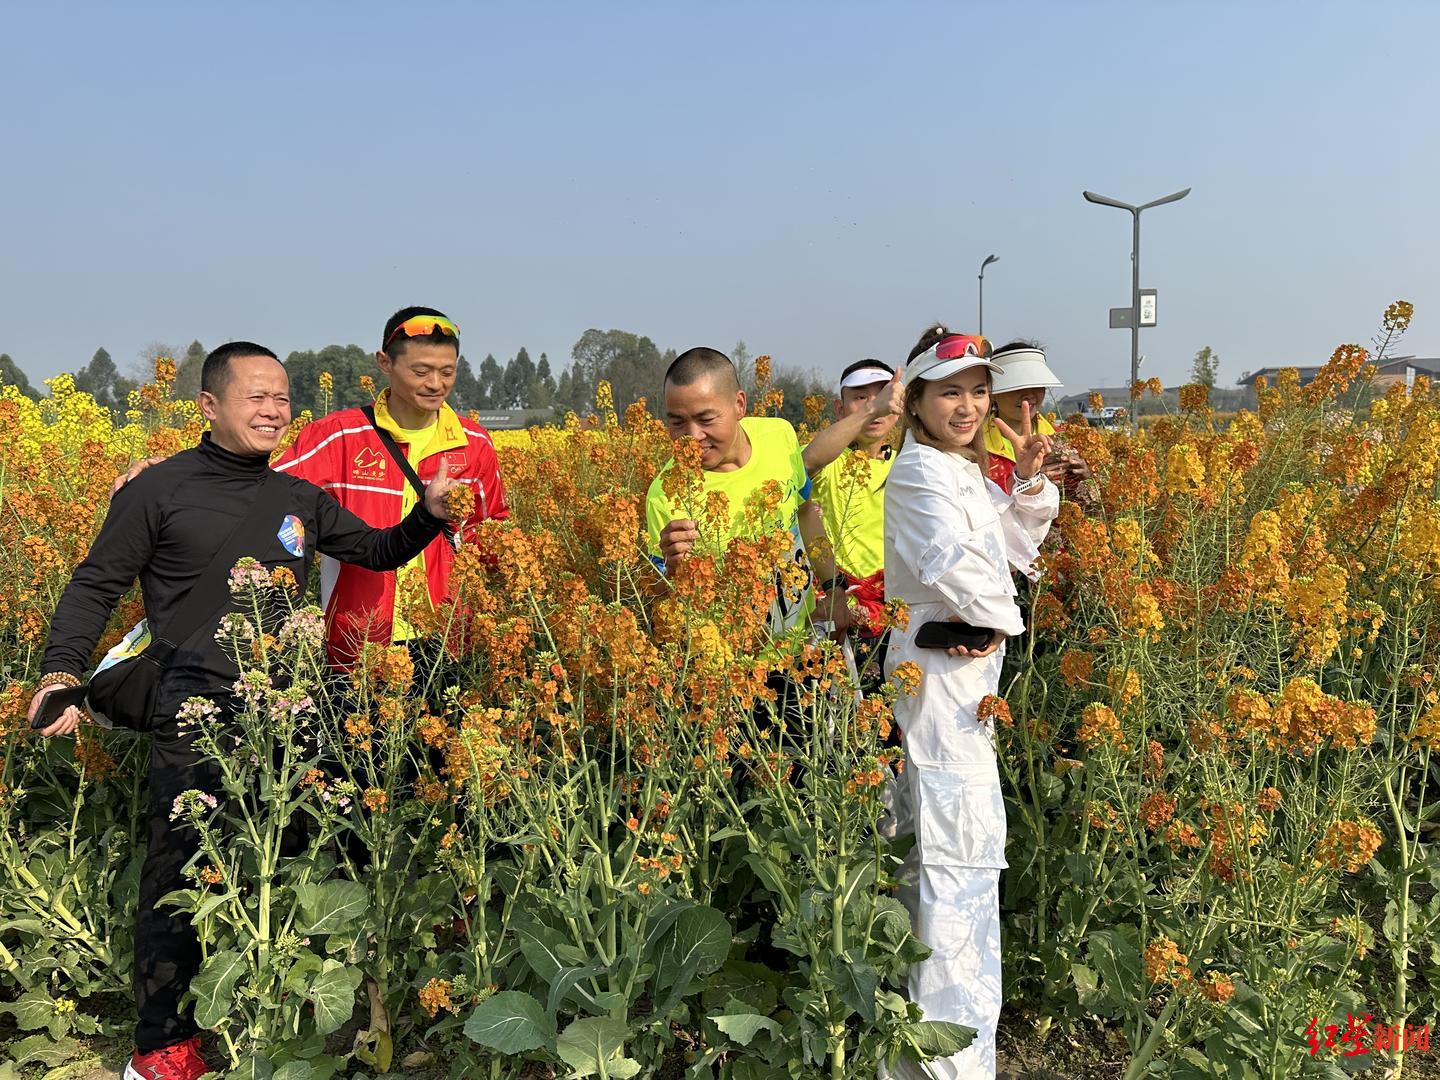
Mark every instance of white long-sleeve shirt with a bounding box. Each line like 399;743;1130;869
883;442;1058;639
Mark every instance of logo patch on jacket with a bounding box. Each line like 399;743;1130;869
278;514;305;556
352;446;387;482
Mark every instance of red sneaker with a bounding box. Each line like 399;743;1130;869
123;1037;210;1080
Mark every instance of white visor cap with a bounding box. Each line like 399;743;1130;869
989;348;1062;394
839;365;895;390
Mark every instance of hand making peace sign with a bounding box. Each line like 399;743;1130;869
992;400;1053;482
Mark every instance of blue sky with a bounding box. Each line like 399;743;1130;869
3;2;1435;394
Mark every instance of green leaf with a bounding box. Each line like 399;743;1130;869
195;888;242;923
1071;962;1105;1009
515;918;570;982
702;961;782;1015
653;905;731;990
192;948;247;1029
607;1059;641;1079
1064;851;1099;887
833;958;878;1022
870;896;914;948
308;959;361;1036
1;990;55;1031
226;1053;274;1080
727;1062;789;1080
462;991;555;1055
546;963;605;1016
1087;927;1141;1012
904;1020;975;1059
271;1062;314;1080
640;898;697;956
295;880;369;934
9;1034;80;1068
710;1011;781;1046
555;1015;630;1076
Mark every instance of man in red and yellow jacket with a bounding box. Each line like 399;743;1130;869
272;306;508;666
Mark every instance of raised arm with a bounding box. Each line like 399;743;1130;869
309;461;459;570
801;367;904;476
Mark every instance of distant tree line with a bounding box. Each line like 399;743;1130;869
0;331;833;428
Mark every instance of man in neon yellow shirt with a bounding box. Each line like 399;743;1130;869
804;359;905;579
646;347;851;639
790;359;904;692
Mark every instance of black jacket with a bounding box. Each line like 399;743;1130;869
42;434;446;710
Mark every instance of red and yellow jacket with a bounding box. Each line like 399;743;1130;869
272;391;509;666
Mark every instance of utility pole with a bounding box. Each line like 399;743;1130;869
977;254;998;335
1083;188;1190;426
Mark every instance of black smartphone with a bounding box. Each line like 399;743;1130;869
32;683;90;729
914;621;995;651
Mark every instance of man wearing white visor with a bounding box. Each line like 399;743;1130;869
881;326;1059;1080
799;359;904;692
983;341;1088;494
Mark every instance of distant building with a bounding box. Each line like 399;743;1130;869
1236;356;1440;390
1236;365;1322;388
1372;356;1440;389
466;409;544;430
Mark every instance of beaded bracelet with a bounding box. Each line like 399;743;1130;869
37;671;82;691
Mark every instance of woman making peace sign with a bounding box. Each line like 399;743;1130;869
881;326;1058;1080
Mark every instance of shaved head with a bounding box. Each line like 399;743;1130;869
664;347;740;395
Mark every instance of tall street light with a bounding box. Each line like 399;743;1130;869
1082;187;1190;422
977;254;999;335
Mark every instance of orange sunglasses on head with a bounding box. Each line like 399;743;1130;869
935;333;992;360
384;315;460;349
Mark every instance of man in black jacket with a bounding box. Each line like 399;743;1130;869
27;342;462;1080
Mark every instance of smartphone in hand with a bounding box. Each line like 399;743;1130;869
31;683;90;729
914;621;995;651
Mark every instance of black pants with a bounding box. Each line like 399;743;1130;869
134;709;222;1051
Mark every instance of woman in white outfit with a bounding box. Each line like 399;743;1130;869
881;326;1058;1079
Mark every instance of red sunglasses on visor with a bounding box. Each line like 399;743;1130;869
935;334;992;361
384;314;460;350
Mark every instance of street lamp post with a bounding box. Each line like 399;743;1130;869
1082;188;1190;423
977;254;999;335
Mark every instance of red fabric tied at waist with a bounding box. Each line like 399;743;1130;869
842;569;887;637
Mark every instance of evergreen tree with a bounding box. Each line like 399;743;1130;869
477;354;503;409
74;347;135;411
504;346;537;408
173;339;206;400
555;369;574;413
0;354;38;400
452;355;480;411
73;347;106;397
532;352;557;410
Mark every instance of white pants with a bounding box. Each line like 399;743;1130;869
882;620;1006;1079
881;859;1001;1079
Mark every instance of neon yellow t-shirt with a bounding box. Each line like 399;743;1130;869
810;450;892;579
390;419;439;641
645;416;815;633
